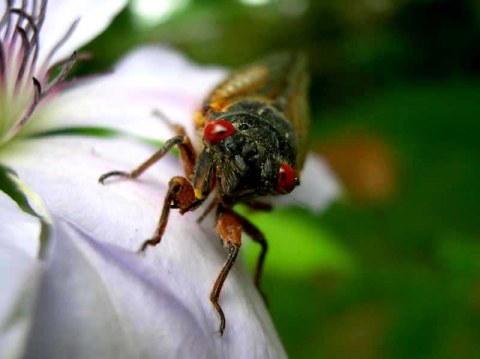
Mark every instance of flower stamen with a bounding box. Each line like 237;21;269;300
16;51;78;131
43;18;80;72
16;26;31;89
0;0;84;144
44;51;77;93
0;41;5;86
9;8;40;79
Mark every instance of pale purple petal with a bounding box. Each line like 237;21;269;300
38;0;127;66
0;136;286;358
113;46;226;98
263;153;341;211
0;248;42;359
24;46;226;147
0;194;43;359
0;191;40;257
0;137;181;249
24;218;285;359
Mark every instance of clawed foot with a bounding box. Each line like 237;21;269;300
98;171;131;184
136;238;158;254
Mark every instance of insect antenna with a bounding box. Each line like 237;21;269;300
288;194;308;210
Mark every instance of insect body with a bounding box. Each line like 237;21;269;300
99;52;309;335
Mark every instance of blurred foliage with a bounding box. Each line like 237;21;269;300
75;0;480;358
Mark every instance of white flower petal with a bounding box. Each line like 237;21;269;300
24;218;285;359
0;137;286;357
266;153;342;211
0;193;43;359
0;248;42;359
0;191;40;258
25;46;226;147
38;0;127;66
0;136;182;249
112;46;226;99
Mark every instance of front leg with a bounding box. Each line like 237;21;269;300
99;119;196;184
210;209;242;336
209;208;270;335
138;176;203;252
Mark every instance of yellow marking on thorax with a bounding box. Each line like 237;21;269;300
194;188;206;200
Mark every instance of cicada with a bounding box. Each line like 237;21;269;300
99;52;309;335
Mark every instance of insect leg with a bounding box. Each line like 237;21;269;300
211;210;242;335
234;212;268;300
99;122;197;184
152;110;197;179
138;176;202;253
99;135;184;183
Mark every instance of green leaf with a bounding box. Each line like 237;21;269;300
240;207;355;278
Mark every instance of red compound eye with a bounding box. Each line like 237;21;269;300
203;119;235;145
276;163;298;194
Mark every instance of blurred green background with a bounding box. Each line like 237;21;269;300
78;0;480;357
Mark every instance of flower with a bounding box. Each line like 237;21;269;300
0;0;127;145
0;2;340;358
